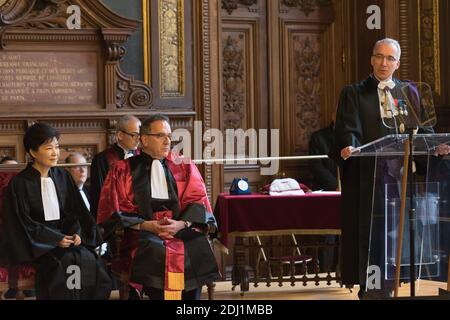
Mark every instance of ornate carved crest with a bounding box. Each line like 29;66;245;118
293;36;321;152
282;0;331;16
0;0;153;110
222;35;245;129
222;0;257;15
0;0;71;47
117;67;153;109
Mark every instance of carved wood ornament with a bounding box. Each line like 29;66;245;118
0;0;153;111
282;0;332;16
222;0;257;15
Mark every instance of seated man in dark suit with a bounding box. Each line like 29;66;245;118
90;115;141;219
66;153;90;213
309;116;338;191
66;153;108;270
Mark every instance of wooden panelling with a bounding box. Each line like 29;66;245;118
275;1;335;183
222;24;257;131
0;135;23;161
220;0;269;191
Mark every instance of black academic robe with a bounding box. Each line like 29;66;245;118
80;185;91;213
97;152;220;293
309;122;338;191
1;164;111;300
333;75;436;287
90;144;129;218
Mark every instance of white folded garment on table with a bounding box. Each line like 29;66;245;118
269;178;305;196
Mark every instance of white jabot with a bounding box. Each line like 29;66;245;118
377;79;396;91
79;188;90;211
151;160;169;200
117;143;134;160
124;152;134;160
377;79;398;118
41;177;60;221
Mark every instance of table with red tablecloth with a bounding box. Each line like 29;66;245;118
213;193;342;293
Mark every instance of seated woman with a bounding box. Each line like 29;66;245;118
1;123;111;300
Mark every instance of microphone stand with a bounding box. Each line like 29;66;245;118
389;95;417;297
392;125;418;297
407;128;417;297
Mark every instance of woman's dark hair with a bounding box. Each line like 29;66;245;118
23;123;60;156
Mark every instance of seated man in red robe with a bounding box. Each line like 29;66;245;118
97;114;220;300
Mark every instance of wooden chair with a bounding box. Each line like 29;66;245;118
0;266;8;299
0;265;35;300
107;225;216;300
0;171;36;300
256;234;312;287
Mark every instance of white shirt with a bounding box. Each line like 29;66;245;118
41;177;60;221
117;143;134;160
376;77;398;118
79;188;90;211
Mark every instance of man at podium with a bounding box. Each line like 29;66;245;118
333;38;450;299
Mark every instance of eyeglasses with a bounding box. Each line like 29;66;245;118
142;132;172;140
120;130;140;139
372;54;398;64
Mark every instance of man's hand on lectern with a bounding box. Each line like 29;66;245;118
434;144;450;157
341;146;356;160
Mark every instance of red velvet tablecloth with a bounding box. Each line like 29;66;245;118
213;193;341;248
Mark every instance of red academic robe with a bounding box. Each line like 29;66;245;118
97;152;219;299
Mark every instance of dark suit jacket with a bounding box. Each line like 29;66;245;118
333;75;436;287
89;144;126;218
309;122;338;191
80;185;91;213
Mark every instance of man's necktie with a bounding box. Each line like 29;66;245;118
378;80;397;118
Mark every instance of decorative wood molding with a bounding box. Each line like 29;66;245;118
170;117;193;131
0;120;25;132
222;0;257;15
116;66;154;109
281;0;332;16
158;0;185;97
222;34;245;129
0;0;67;47
201;0;213;199
142;0;151;85
107;119;117;146
398;0;410;81
292;35;321;153
41;119;106;132
0;0;154;112
419;0;440;96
